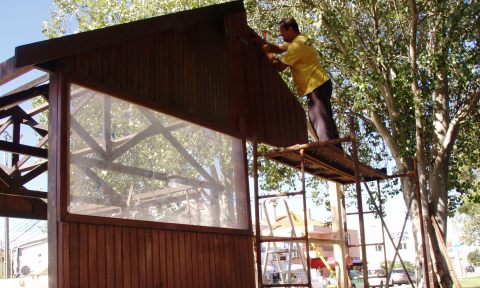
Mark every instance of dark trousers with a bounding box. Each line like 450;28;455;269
306;80;342;150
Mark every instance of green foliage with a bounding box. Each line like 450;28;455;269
43;0;231;38
459;201;480;246
244;0;480;214
382;260;416;273
467;249;480;266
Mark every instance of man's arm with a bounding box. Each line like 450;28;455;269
248;29;289;72
272;58;289;72
262;44;288;71
262;43;286;54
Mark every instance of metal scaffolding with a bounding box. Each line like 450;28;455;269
252;116;428;288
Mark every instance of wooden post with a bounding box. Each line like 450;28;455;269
328;181;347;288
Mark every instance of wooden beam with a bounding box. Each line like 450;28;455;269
0;140;48;158
9;106;48;137
0;83;48;110
0;167;10;187
15;162;48;186
110;125;159;160
70;117;106;159
2;74;49;96
72;154;219;190
0;186;47;199
18;159;48;173
0;193;47;220
25;101;49;117
77;166;123;206
16;135;48;170
72;121;186;158
0;56;33;86
142;111;223;188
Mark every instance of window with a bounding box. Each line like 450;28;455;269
398;242;407;250
68;84;248;229
375;245;383;252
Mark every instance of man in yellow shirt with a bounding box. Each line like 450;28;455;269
263;18;341;149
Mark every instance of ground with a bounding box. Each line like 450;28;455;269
461;276;480;288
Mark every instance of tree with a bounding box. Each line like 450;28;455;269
467;249;480;267
245;0;479;287
459;201;480;246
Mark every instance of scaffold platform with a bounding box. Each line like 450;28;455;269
264;142;387;184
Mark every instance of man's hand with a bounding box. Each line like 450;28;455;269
262;43;286;54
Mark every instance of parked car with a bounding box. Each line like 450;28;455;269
465;265;475;273
390;268;410;285
350;269;394;288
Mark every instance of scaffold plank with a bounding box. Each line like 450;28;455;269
265;143;386;184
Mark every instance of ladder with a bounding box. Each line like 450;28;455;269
253;144;312;287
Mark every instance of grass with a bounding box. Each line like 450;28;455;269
461;276;480;288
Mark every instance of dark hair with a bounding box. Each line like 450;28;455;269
279;17;299;33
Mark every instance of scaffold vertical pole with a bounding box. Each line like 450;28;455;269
378;180;389;287
253;141;263;287
414;160;430;288
349;116;369;288
300;149;312;287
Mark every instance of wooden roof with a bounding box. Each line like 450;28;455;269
265;143;387;184
14;1;245;68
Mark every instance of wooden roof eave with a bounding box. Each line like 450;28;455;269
14;1;245;68
0;56;34;86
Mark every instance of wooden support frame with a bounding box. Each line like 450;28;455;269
0;73;49;219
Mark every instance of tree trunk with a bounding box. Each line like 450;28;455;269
428;159;453;287
400;175;429;287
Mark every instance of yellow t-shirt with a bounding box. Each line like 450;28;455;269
281;34;330;96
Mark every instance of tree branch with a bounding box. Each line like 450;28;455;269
441;90;480;159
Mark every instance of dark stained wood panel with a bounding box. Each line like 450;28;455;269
0;194;47;219
56;12;306;148
224;12;308;147
59;222;255;288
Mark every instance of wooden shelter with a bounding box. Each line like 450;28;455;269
0;1;310;287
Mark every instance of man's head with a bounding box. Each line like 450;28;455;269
279;17;300;42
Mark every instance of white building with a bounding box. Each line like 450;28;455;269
10;238;48;277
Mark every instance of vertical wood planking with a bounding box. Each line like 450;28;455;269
62;223;70;288
88;225;99;288
137;229;146;288
105;226;115;288
144;229;153;288
172;231;181;288
158;230;167;288
122;227;131;288
60;222;255;287
113;226;123;288
97;225;106;288
195;232;205;288
178;232;187;288
151;230;160;288
69;223;79;288
165;231;174;288
78;224;89;287
129;228;139;288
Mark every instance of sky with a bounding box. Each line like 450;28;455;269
0;0;52;95
0;0;53;247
